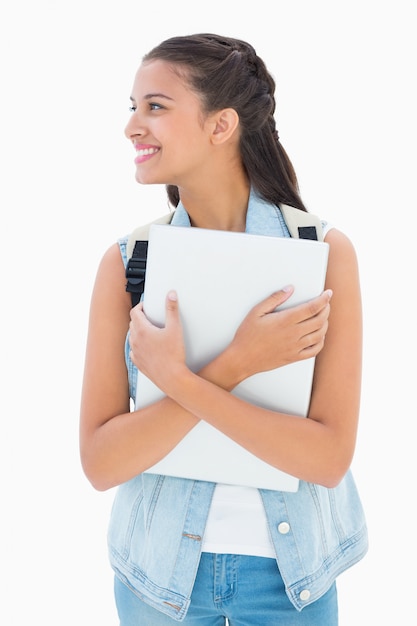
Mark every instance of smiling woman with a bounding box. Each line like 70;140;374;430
79;33;367;625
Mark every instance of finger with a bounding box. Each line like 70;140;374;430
291;289;332;325
129;301;144;322
299;319;329;351
253;285;295;316
309;289;333;316
296;302;330;340
298;338;326;360
306;293;332;325
165;290;180;326
166;289;178;306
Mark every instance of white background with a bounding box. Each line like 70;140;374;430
1;1;415;624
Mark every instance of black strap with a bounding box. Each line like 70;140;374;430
298;226;318;240
125;240;148;307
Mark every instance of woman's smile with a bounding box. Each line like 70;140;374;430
134;144;160;164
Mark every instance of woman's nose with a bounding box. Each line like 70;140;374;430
124;112;145;141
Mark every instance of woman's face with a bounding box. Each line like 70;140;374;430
125;59;215;188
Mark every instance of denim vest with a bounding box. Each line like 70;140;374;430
108;191;368;621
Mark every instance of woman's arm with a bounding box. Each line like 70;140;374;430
79;244;200;490
129;228;361;488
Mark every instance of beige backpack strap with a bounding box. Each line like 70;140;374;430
280;204;324;242
126;211;174;260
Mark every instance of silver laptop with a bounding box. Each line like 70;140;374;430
136;224;329;491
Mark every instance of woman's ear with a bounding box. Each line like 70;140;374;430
210;108;240;144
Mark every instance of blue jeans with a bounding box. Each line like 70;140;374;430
115;553;338;625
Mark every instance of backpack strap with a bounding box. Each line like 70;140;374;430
125;212;174;307
280;204;324;242
125;205;323;307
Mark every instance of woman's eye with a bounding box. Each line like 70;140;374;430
128;102;164;113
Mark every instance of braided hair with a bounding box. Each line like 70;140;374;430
143;33;307;212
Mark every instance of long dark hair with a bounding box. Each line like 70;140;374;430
143;33;308;212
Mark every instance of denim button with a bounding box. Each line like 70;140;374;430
278;522;290;534
300;589;311;601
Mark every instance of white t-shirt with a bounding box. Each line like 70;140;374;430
201;484;275;558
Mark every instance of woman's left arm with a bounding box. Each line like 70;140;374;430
131;229;362;488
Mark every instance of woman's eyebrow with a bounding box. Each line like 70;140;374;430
145;92;174;101
129;93;175;103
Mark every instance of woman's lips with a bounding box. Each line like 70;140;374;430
134;146;160;164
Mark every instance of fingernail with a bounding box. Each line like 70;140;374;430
168;290;177;301
282;285;293;292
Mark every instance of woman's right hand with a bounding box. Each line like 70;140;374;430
225;286;333;382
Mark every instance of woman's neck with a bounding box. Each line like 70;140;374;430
178;177;251;232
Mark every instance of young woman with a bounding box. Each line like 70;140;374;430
80;33;367;625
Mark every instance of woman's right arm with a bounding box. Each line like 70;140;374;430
79;244;200;491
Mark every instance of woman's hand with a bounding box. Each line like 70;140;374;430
129;291;188;395
225;286;333;382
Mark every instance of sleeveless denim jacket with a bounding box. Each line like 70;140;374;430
107;191;368;621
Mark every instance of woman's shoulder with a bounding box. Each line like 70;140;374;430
93;240;130;304
94;236;129;276
323;227;360;287
324;225;357;253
